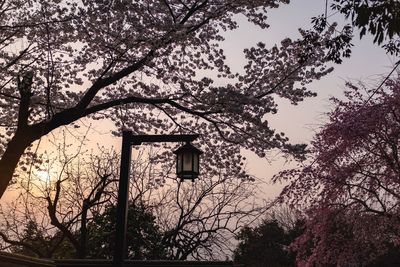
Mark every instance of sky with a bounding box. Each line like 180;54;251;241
220;0;398;196
1;0;398;201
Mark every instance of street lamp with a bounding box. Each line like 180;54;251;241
113;131;201;267
174;142;203;182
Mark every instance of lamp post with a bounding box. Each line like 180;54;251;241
113;131;201;267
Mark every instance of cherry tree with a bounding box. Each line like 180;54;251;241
275;78;400;266
0;0;338;197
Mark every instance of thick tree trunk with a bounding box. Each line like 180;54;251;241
0;106;83;198
0;129;37;197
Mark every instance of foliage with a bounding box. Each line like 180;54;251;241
0;0;339;197
333;0;400;44
312;0;400;60
9;220;75;259
87;201;168;260
233;218;304;267
4;201;168;260
275;78;400;266
368;243;400;267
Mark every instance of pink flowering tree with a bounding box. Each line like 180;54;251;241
275;78;400;266
0;0;339;197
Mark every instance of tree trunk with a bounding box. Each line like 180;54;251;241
0;129;37;197
0;107;83;198
79;201;89;259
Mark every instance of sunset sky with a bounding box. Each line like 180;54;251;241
1;0;397;202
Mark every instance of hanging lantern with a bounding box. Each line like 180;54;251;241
173;142;203;182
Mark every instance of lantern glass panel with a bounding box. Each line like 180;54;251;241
177;153;183;173
193;153;199;173
183;152;193;172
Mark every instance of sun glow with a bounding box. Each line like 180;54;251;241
35;170;50;182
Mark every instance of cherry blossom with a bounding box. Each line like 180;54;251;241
275;78;400;266
0;0;336;197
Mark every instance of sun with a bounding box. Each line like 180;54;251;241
35;170;50;182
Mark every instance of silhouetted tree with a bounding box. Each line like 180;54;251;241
0;133;264;260
234;218;304;267
87;201;168;260
312;0;400;61
8;220;75;259
0;132;118;259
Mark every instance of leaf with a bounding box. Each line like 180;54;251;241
359;27;367;38
369;21;376;35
